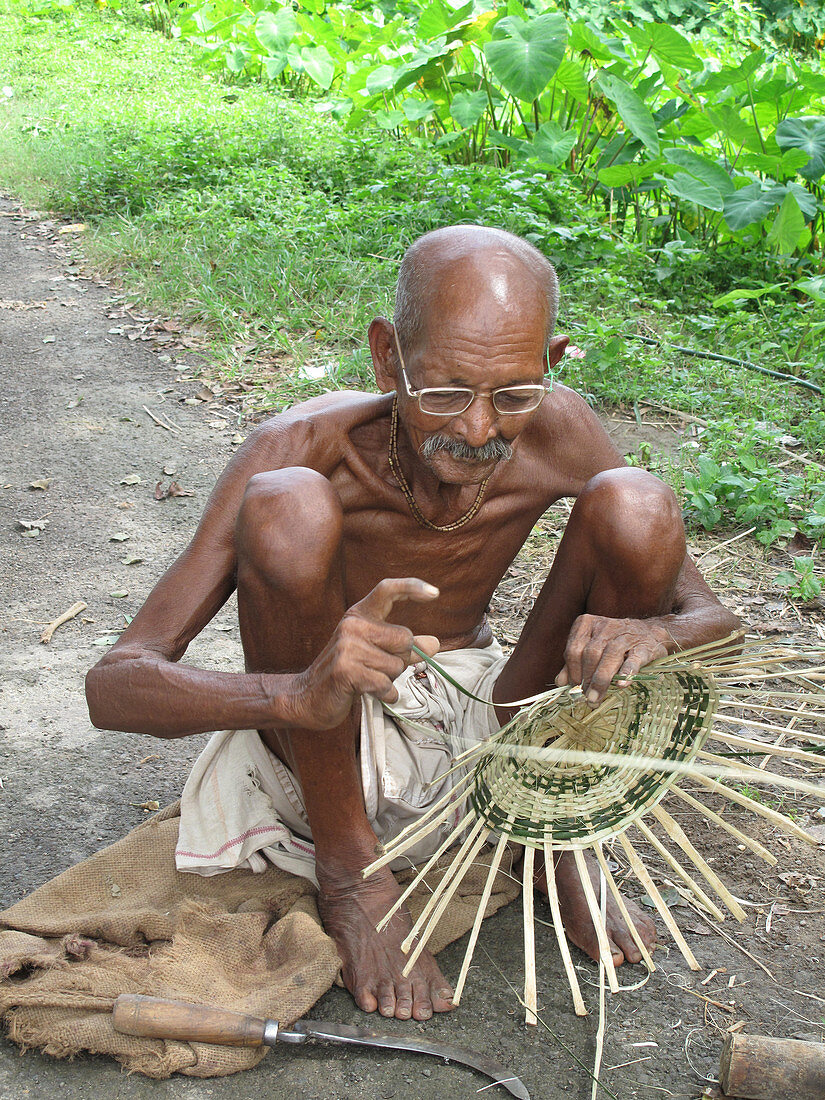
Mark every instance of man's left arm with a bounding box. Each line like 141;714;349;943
557;554;742;703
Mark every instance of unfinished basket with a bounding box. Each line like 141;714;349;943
364;635;825;1021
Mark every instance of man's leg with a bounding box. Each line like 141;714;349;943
494;467;685;965
234;467;454;1021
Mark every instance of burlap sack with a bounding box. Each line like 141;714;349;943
0;803;519;1078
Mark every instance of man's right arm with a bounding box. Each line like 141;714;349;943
85;425;439;739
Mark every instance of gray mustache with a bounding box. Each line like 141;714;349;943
419;434;513;464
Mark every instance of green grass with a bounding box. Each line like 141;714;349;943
0;1;823;550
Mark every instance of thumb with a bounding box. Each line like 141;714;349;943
412;634;440;659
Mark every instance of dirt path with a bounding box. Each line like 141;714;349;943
2;196;824;1100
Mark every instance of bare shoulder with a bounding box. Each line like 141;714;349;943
232;390;388;477
523;384;625;494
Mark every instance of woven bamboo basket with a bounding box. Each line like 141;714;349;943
365;635;825;1024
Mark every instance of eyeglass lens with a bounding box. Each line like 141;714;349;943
419;386;545;415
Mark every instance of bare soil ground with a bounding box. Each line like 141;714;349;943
1;195;824;1100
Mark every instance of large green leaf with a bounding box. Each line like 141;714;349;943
627;22;700;72
568;20;626;62
665;171;725;212
775;117;825;181
255;9;297;54
484;13;567;103
722;183;778;231
417;0;474;40
663;148;735;195
596;72;660;155
402;97;437;122
554;57;588;103
449;89;488;129
300;45;335;90
700;49;766;93
766;191;805;254
713;285;782;306
598;160;661;188
530;120;576;167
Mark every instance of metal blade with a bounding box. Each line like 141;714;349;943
275;1019;530;1100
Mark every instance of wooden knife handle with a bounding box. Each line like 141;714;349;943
113;994;267;1047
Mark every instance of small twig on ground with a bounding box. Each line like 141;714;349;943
695;529;757;566
142;405;179;433
40;600;87;644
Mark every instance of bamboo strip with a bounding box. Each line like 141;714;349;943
542;831;587;1016
669;787;776;864
717;701;825;722
710;715;825;753
523;845;538;1025
593;844;655;970
618;832;700;970
717;687;825;701
650;805;746;921
699;749;825;796
373;808;478;932
573;848;619;993
634;818;725;921
591;871;608;1100
364;768;478;871
692;773;819;843
401;818;488;951
402;827;491;972
453;830;511;1004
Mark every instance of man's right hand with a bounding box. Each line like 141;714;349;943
287;578;441;731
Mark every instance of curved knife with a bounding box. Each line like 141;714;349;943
113;994;530;1099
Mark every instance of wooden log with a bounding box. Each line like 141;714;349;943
720;1033;825;1099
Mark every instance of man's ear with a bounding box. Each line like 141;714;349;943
546;334;569;371
369;317;397;393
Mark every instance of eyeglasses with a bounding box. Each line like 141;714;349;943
393;328;547;417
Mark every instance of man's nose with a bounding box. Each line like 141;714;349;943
454;393;498;446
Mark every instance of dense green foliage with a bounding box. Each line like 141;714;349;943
0;0;823;560
154;0;825;263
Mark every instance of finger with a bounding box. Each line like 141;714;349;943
353;578;439;622
555;666;570;687
411;634;440;660
583;640;633;703
562;615;595;687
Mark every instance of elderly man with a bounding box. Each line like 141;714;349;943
86;224;739;1024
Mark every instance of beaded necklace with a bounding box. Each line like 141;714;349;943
387;397;490;532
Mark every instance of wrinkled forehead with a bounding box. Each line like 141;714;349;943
416;251;549;352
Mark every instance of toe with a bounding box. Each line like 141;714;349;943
431;984;455;1014
410;980;433;1021
377;981;396;1018
354;984;378;1014
394;980;413;1021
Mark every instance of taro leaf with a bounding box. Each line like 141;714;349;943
793;275;825;301
264;54;288;79
598;160;660;188
487;129;530;155
450;89;488;128
300;45;335;90
713;284;782;307
366;64;398;95
597;72;660;154
484;14;567;103
375;109;405;130
225;47;248;75
255;9;297;53
663;148;734;195
722;182;779;231
568;19;625;62
402;98;436;122
782;181;817;220
530;120;576;166
555;57;588;103
700;48;766;93
767;191;805;254
665;171;725;212
628;21;700;72
417;0;473;40
775;117;825;181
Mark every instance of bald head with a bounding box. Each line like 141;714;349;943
394;225;559;356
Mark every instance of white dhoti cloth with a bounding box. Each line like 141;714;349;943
175;643;507;886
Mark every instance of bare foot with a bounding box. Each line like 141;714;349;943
317;860;455;1021
536;850;656;966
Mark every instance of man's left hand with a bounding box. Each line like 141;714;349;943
555;615;671;705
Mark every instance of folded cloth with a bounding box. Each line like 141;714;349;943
176;643;507;885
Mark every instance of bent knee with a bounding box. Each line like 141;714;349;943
575;467;685;567
236;467;343;585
